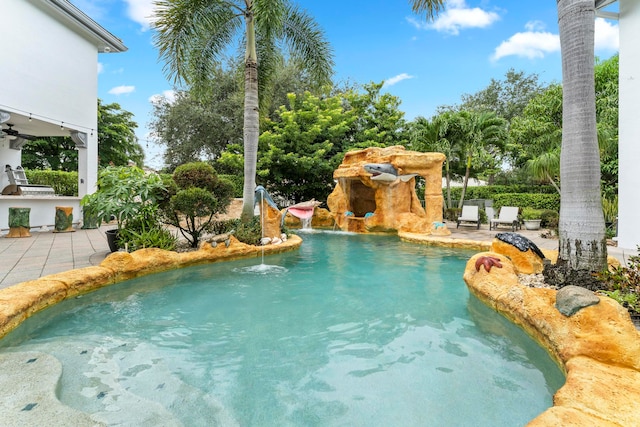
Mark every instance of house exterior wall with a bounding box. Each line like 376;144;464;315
1;0;98;133
0;0;122;230
617;0;640;250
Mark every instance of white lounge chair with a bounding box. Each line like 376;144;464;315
457;205;480;229
485;207;495;221
490;206;521;231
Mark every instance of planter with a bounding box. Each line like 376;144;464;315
523;219;542;230
105;229;120;252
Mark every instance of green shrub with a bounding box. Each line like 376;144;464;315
25;169;78;196
493;193;560;211
521;207;543;220
595;249;640;315
160;163;234;248
540;209;559;229
219;174;243;198
227;217;262;246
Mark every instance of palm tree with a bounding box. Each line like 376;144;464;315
556;0;607;271
153;0;334;221
526;148;561;194
456;111;506;208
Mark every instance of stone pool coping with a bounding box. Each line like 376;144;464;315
1;231;639;425
401;231;640;426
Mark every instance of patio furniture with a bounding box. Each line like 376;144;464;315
490;206;521;231
457;205;480;229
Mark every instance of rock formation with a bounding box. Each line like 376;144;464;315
327;146;448;234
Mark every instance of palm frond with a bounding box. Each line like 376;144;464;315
153;0;241;86
280;4;334;86
410;0;446;21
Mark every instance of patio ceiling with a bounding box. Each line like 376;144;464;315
1;110;75;139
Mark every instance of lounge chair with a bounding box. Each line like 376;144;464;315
457;205;480;229
490;206;521;231
485;207;495;221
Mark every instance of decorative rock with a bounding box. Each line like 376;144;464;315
206;230;235;248
260;237;272;246
555;285;601;316
327;146;448;235
491;232;545;274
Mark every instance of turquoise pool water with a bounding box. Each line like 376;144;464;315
1;231;564;426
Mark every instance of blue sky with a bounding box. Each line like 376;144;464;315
76;0;619;169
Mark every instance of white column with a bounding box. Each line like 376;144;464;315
77;131;98;198
617;0;640;250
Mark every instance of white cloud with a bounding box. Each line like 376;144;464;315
149;90;177;104
524;20;546;32
123;0;156;31
97;62;104;74
492;17;618;62
383;73;414;88
408;0;500;35
491;31;559;61
109;85;136;95
595;17;619;51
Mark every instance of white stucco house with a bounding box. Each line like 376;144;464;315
0;0;125;229
606;0;640;251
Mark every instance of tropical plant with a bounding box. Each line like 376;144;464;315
159;162;234;248
595;249;640;315
556;0;607;271
154;0;334;222
455;111;507;208
81;166;165;231
81;166;167;251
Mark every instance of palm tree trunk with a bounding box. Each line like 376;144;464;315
241;7;260;222
557;0;607;271
458;155;471;209
445;160;452;209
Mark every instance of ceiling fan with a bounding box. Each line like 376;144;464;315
1;124;36;141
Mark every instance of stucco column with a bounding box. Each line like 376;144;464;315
617;0;640;250
423;163;444;225
77;132;98;198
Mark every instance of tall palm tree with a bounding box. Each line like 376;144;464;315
556;0;607;271
153;0;334;221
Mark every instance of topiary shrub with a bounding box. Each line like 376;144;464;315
160;162;234;248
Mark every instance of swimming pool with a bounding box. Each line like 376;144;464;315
0;231;564;426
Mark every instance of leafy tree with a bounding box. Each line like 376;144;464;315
256;83;410;203
459;69;545;121
154;0;334;222
160;162;234;247
150;84;243;171
21;100;144;170
97;100;145;167
258;91;351;203
343;82;409;148
21;137;78;171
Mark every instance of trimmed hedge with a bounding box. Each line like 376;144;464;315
446;184;556;202
24;169;78;196
493;193;560;211
220;174;243;198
